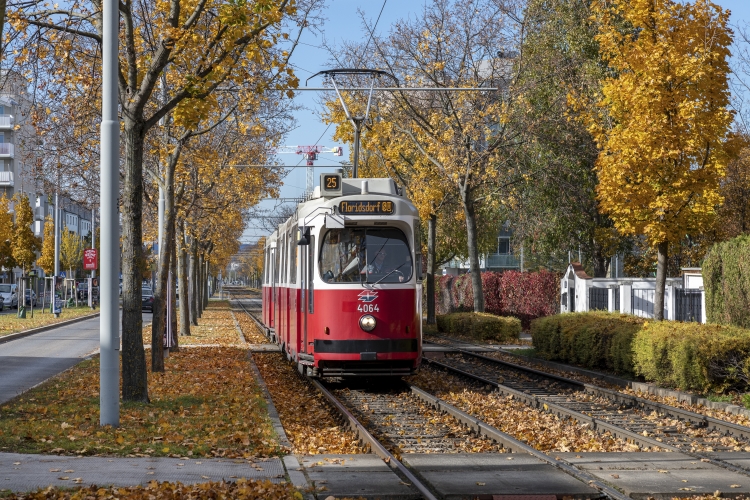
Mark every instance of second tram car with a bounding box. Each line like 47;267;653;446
261;174;423;377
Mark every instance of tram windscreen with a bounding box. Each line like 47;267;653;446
319;228;412;283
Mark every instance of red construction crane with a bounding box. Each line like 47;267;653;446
274;145;344;193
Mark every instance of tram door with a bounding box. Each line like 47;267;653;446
270;247;276;330
299;236;314;354
300;245;308;353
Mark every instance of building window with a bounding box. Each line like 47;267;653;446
498;238;510;255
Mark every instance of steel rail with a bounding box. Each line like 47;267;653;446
425;356;750;480
311;379;440;500
438;339;750;439
409;384;626;500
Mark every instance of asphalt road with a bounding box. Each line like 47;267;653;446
0;311;153;404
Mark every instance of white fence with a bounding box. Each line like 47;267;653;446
560;264;704;323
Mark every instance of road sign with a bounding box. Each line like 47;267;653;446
60;271;66;278
84;248;98;270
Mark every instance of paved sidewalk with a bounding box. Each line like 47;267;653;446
0;453;285;493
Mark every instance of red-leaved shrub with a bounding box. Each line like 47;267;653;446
435;270;559;328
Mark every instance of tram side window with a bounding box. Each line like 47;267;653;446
290;230;298;284
274;246;280;285
319;228;412;284
263;247;268;285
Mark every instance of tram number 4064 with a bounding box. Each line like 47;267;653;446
358;304;380;313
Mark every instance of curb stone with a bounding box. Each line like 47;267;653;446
0;311;101;345
246;353;313;497
501;348;750;419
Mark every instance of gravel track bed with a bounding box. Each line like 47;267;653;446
409;366;641;452
437;351;750;454
254;353;364;455
327;379;504;458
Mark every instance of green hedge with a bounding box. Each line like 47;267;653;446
436;312;521;342
633;322;750;392
532;312;750;392
703;235;750;328
531;312;644;376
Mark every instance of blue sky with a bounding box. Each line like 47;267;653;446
242;0;750;243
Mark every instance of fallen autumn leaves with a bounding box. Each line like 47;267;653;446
410;367;644;453
0;303;282;458
2;479;302;499
254;353;364;455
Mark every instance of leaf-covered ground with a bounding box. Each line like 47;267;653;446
2;480;302;499
254;353;364;455
0;306;99;337
409;367;646;453
483;349;750;429
143;307;245;347
0;343;281;457
234;312;270;344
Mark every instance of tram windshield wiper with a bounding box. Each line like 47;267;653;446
370;262;409;287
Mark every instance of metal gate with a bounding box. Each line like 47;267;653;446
588;288;608;311
675;288;702;322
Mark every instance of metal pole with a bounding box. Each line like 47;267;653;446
158;187;164;252
53;191;60;317
352;119;361;178
91;208;96;279
100;0;120;427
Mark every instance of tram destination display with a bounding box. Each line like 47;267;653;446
338;200;394;215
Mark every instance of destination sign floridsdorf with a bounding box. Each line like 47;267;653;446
339;200;394;215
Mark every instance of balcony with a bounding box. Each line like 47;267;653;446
0;143;14;157
0;171;13;187
0;115;14;129
485;253;520;269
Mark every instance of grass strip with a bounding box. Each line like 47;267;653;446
0;346;281;458
0;306;99;337
254;353;364;455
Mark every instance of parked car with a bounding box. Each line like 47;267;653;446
0;284;18;308
141;287;154;312
0;295;4;311
24;289;37;307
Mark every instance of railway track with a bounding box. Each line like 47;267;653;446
425;338;750;478
230;294;626;499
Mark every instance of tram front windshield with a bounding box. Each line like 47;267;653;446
320;228;412;284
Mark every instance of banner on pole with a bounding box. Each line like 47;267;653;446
84;249;98;270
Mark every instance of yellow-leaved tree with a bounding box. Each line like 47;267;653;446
37;215;55;275
0;194;15;272
11;193;39;274
60;225;83;279
590;0;734;319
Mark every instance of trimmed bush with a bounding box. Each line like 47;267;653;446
633;322;750;392
531;312;644;375
533;311;750;392
437;312;521;342
703;235;750;328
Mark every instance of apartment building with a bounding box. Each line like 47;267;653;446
0;71;94;284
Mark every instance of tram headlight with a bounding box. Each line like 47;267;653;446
359;315;376;332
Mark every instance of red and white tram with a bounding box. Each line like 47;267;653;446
261;174;423;377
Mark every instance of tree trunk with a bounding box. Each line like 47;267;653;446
190;240;198;326
177;222;191;336
121;120;149;402
197;252;204;318
170;230;179;351
151;161;176;371
460;183;484;313
426;212;437;325
203;258;209;310
592;243;610;278
654;240;668;321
